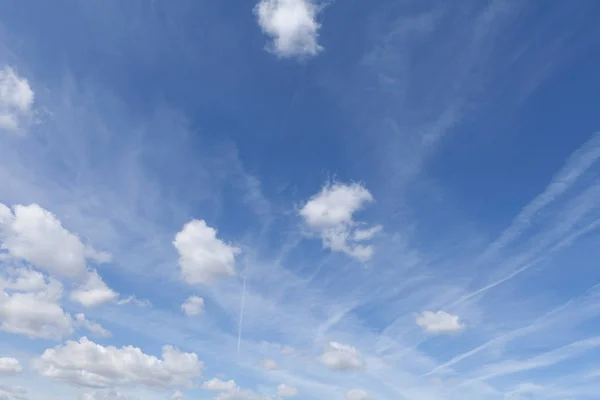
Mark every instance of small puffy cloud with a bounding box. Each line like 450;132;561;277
0;66;34;133
202;378;267;400
0;384;28;400
81;392;138;400
318;342;363;372
277;384;298;398
181;296;205;316
254;0;323;58
70;270;118;308
416;311;464;334
261;359;277;370
74;314;111;337
0;358;21;375
299;182;381;261
33;337;204;389
0;269;73;340
172;391;185;400
0;204;108;279
345;389;372;400
174;220;239;285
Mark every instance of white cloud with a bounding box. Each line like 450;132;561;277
81;392;137;400
33;337;204;389
261;359;277;370
299;182;381;261
0;385;28;400
74;313;111;337
202;378;268;400
345;389;372;400
71;270;118;308
172;391;185;400
277;384;298;397
416;311;464;334
0;268;73;340
116;295;151;307
318;342;363;371
181;296;205;316
0;358;21;375
174;220;240;285
0;66;34;133
254;0;323;58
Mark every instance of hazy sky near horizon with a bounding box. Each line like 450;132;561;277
1;1;600;400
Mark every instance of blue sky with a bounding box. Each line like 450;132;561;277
1;0;600;399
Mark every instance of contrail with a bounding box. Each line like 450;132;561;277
237;274;247;355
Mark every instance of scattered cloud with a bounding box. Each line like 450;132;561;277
299;182;381;261
116;295;151;308
345;389;372;400
33;337;204;389
174;220;240;285
318;342;363;371
276;384;298;398
202;378;267;400
0;358;21;375
0;66;34;133
81;392;138;400
74;313;111;337
70;270;118;308
181;296;205;316
0;384;28;400
416;311;464;334
172;391;185;400
254;0;323;58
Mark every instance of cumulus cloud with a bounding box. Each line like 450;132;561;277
0;203;108;279
299;182;381;261
277;384;298;397
254;0;323;58
74;314;111;337
81;392;138;400
345;389;372;400
33;337;203;389
202;378;267;400
0;358;21;375
0;268;73;340
261;359;277;370
181;296;205;316
318;342;363;371
70;270;118;308
416;311;464;334
172;391;185;400
174;220;240;285
0;66;34;133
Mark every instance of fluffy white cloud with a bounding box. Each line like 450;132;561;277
0;66;34;133
299;182;381;261
261;359;277;370
181;296;205;316
277;384;298;397
0;385;27;400
33;337;204;389
0;268;73;340
0;358;21;375
0;204;96;279
172;391;185;400
318;342;363;372
416;311;464;334
74;313;111;337
345;389;372;400
70;270;118;308
81;392;137;400
202;378;267;400
174;220;239;285
254;0;322;58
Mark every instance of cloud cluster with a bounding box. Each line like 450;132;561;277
0;384;28;400
202;378;268;400
181;296;205;316
416;311;464;334
300;182;381;261
318;342;363;371
174;220;239;285
254;0;323;58
0;66;34;133
33;337;203;389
